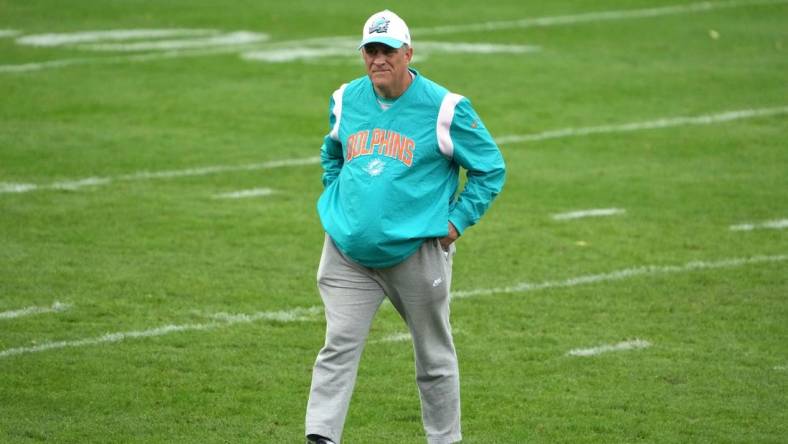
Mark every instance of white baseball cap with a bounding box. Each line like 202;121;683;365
358;10;411;49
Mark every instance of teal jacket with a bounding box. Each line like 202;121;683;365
317;69;505;268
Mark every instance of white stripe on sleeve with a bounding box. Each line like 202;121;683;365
329;83;348;142
437;92;464;158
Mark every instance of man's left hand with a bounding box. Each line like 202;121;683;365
439;222;459;252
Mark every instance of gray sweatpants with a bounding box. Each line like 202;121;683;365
305;235;461;444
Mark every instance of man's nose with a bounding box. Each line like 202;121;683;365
372;52;386;64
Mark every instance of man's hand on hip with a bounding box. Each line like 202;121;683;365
439;222;459;252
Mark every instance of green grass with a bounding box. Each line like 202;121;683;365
1;0;787;442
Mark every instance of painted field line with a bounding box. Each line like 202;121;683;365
0;58;96;74
567;339;652;357
0;30;20;38
730;218;788;231
242;41;540;63
77;31;268;52
552;208;625;221
0;156;320;194
0;182;38;193
2;254;785;359
497;106;788;145
413;0;788;35
4;104;784;196
118;156;320;181
370;332;413;344
0;41;276;73
16;29;219;47
214;187;276;199
3;0;784;74
774;365;787;371
452;254;788;298
0;301;71;320
371;329;463;344
0;306;322;359
209;307;322;323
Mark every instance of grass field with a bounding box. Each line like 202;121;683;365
1;0;787;442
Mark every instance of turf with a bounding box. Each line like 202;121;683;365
1;0;786;442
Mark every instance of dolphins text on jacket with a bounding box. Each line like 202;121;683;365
346;128;415;167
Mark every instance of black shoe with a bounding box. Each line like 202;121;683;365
306;434;335;444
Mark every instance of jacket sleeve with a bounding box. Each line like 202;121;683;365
320;85;347;188
446;98;506;235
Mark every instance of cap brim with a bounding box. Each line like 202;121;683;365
358;37;405;50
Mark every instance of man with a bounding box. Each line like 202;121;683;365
306;9;505;444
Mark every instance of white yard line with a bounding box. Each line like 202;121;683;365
2;0;784;73
213;188;276;199
371;329;463;344
0;156;320;194
117;156;320;181
242;41;539;63
3;104;785;196
370;333;412;344
50;177;112;191
0;58;94;73
0;302;71;320
16;29;219;47
496;106;788;145
1;254;785;359
76;31;268;52
0;43;273;73
0;306;322;359
209;307;323;323
567;339;652;357
0;182;38;193
451;254;787;299
552;208;626;221
417;42;540;54
0;30;21;38
412;0;788;35
730;219;788;231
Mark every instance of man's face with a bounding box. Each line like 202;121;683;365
362;42;413;94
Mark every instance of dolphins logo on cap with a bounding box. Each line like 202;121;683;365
369;17;390;34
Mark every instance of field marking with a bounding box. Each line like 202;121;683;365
117;156;320;181
16;29;218;47
451;254;787;299
730;218;788;231
371;329;463;344
2;0;785;73
0;157;320;194
209;307;322;323
774;365;787;371
0;58;94;73
0;30;20;38
77;31;269;52
3;104;785;196
370;333;413;344
0;302;71;320
242;41;540;63
412;0;788;35
1;254;785;359
0;182;38;193
496;106;788;144
567;339;652;357
552;208;626;221
0;306;322;359
214;187;277;199
0;42;271;73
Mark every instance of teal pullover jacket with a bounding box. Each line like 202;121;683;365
318;69;505;268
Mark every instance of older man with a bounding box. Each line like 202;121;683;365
305;9;505;444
